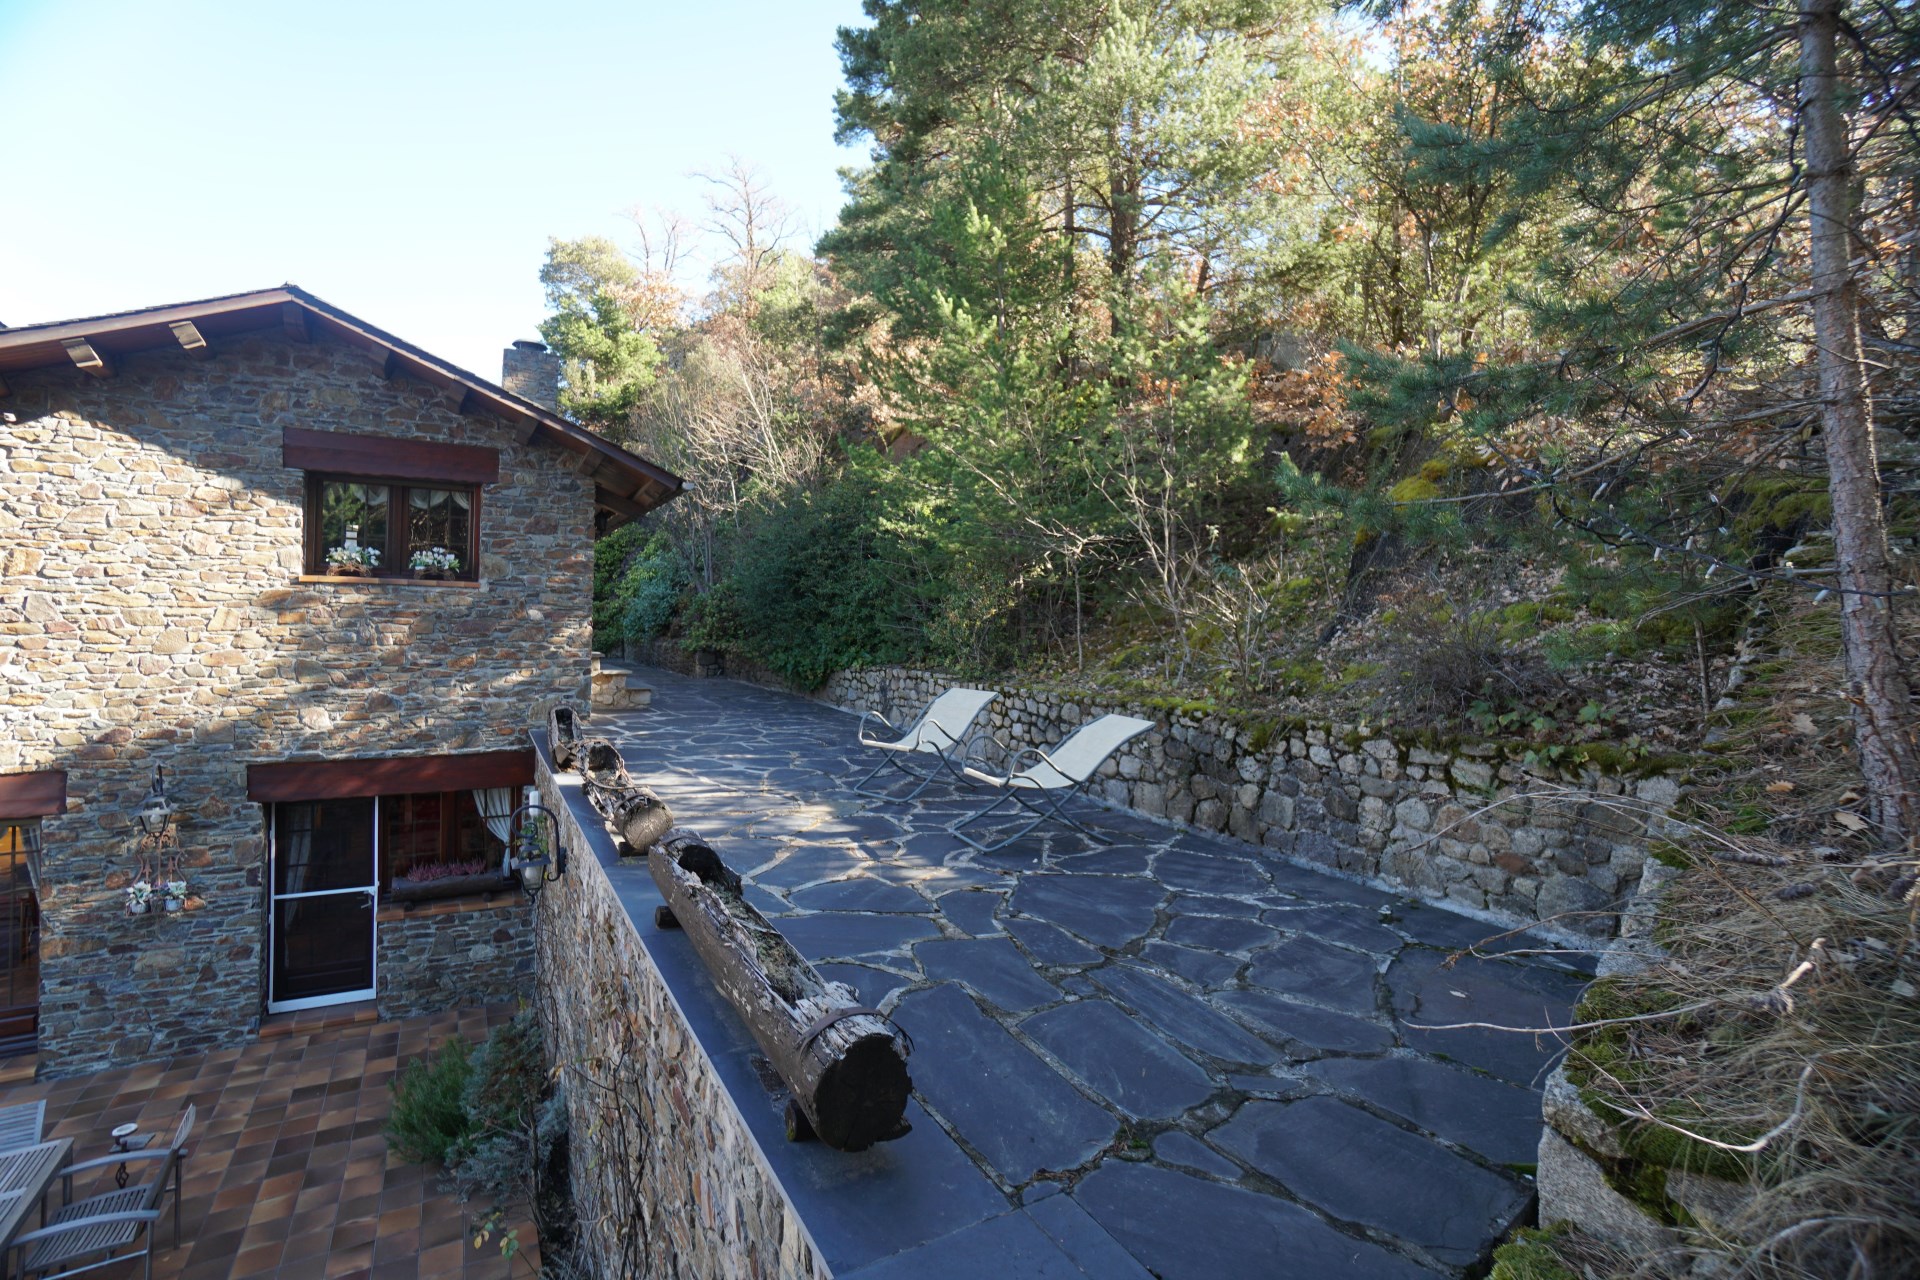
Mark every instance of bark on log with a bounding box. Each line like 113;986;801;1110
649;829;913;1151
576;736;674;853
611;789;673;855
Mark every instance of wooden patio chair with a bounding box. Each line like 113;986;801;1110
12;1104;193;1280
853;688;999;801
950;714;1157;852
0;1102;43;1153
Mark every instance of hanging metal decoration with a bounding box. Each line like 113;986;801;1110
127;767;187;915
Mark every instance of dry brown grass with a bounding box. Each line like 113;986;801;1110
1547;592;1920;1280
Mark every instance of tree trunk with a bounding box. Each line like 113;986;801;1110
648;830;913;1151
1798;0;1920;841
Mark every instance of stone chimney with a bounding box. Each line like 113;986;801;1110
501;339;561;412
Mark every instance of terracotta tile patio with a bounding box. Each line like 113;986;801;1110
0;1004;536;1280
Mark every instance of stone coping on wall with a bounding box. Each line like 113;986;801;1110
531;730;1023;1277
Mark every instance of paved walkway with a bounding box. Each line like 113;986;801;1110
598;668;1593;1278
0;1005;528;1280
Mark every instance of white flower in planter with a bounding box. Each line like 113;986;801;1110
409;546;461;575
326;545;381;571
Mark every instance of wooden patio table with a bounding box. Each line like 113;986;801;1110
0;1139;73;1277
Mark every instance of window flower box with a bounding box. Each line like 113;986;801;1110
388;860;514;905
409;546;461;581
325;544;381;577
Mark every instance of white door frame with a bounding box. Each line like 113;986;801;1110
265;797;379;1013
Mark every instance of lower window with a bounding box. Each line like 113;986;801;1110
0;821;39;1055
379;790;511;899
266;789;518;1011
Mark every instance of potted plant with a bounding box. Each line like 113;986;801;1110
125;881;153;915
388;858;515;905
326;544;380;577
409;546;460;581
161;880;188;913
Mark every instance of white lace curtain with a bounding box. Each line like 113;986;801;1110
472;788;516;875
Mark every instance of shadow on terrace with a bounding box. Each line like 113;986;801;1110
583;665;1595;1279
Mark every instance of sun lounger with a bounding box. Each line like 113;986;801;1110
950;714;1156;852
853;688;999;801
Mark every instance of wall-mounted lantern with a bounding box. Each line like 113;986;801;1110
135;767;177;840
507;785;567;900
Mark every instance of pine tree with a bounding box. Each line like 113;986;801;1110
1360;0;1920;838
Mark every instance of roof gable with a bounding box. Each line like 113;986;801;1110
0;286;682;526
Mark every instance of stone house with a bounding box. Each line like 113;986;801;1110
0;287;681;1077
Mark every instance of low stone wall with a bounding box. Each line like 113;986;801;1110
1533;861;1757;1258
532;753;827;1280
821;667;1684;938
377;896;534;1022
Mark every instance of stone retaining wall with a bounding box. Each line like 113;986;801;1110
532;757;827;1280
820;667;1684;938
377;897;534;1022
1533;861;1757;1259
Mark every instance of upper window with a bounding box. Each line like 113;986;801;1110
282;427;497;583
305;476;477;580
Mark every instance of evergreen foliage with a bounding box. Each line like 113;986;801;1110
385;1038;473;1167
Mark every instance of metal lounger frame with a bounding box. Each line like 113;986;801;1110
950;716;1156;853
853;689;998;801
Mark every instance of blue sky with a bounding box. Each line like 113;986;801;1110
0;0;870;378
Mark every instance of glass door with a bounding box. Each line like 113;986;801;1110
0;822;39;1055
269;798;377;1011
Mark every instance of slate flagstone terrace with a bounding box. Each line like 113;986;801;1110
591;667;1597;1279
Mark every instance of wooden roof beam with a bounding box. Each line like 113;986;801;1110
61;338;113;378
595;484;649;521
281;303;311;343
169;321;211;360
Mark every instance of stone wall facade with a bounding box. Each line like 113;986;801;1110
532;761;828;1280
0;330;597;1075
819;667;1683;939
377;897;535;1022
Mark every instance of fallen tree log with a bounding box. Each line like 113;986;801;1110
576;738;674;854
650;829;913;1151
547;704;588;773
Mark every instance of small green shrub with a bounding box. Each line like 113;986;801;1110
387;1038;473;1166
461;1010;547;1144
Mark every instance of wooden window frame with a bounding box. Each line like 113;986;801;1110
302;473;483;581
376;790;500;896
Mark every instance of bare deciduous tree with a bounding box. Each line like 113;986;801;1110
692;156;797;304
